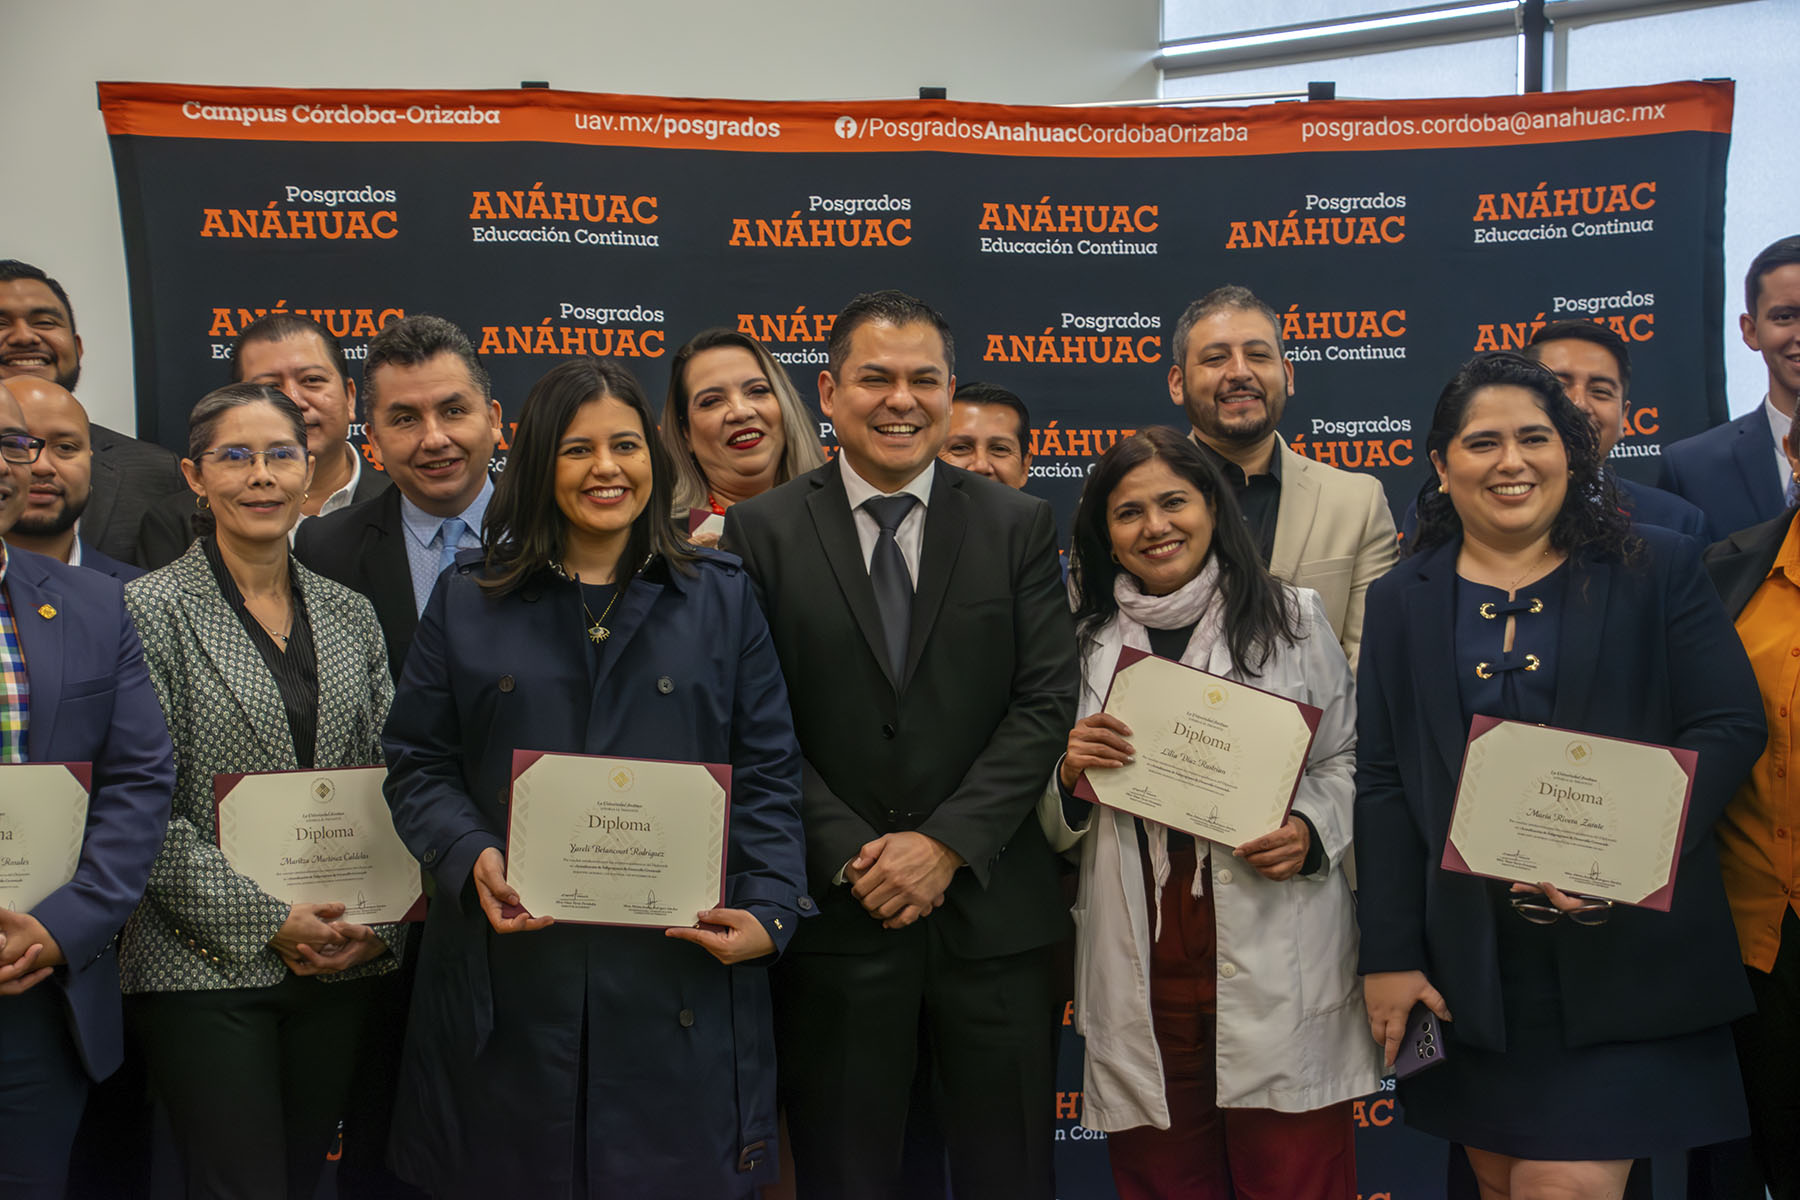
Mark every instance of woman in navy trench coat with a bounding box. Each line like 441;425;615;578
381;357;809;1199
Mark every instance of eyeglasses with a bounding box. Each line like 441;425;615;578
196;444;309;472
0;434;46;465
1509;893;1613;926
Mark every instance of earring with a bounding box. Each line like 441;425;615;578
195;495;210;511
1437;483;1448;494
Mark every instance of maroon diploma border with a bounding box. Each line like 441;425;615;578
212;768;427;922
505;748;732;930
1072;646;1325;844
1440;714;1697;911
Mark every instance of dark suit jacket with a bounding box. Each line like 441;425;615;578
77;540;144;583
1354;528;1765;1051
4;546;174;1078
82;423;187;568
293;486;416;683
1657;409;1787;541
723;460;1078;958
1702;507;1796;618
137;455;391;570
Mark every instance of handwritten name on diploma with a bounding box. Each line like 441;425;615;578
1445;719;1693;908
216;769;422;922
1083;653;1318;844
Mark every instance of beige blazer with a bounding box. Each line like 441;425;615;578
1268;438;1398;671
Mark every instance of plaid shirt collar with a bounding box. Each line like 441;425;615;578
0;539;28;764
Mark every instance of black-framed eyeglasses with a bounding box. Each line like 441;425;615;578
195;444;309;472
0;434;46;465
1510;893;1614;926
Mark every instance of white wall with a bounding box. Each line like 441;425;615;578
4;0;1161;432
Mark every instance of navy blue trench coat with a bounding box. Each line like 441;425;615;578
382;548;808;1199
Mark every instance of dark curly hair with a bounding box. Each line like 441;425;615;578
1410;352;1639;563
1070;426;1299;674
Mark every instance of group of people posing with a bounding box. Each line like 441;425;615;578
1;236;1798;1200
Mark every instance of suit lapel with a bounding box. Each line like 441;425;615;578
1268;442;1319;581
177;552;297;766
902;470;966;688
1552;555;1610;731
82;455;122;554
304;575;353;765
804;464;897;688
10;556;66;761
1733;415;1785;517
1405;545;1471;783
363;491;419;640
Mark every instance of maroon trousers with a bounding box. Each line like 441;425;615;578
1106;840;1358;1200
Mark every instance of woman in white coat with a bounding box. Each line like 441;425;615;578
1042;427;1380;1200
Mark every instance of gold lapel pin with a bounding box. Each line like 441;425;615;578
36;604;56;620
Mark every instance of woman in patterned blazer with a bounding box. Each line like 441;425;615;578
120;383;400;1200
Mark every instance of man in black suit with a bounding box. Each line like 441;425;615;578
725;291;1076;1200
0;376;143;581
290;314;497;1200
294;313;501;683
138;312;391;567
0;260;186;566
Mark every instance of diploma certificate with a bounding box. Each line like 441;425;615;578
1076;648;1321;844
1443;716;1696;910
215;767;424;923
506;750;729;927
0;764;90;912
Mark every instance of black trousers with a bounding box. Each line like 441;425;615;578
0;984;90;1199
773;926;1055;1200
1734;905;1800;1200
127;972;376;1200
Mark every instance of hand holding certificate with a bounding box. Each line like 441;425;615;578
215;767;423;923
0;763;90;913
506;750;729;928
1443;716;1696;909
1075;648;1321;845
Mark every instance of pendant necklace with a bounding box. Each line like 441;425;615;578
580;584;622;643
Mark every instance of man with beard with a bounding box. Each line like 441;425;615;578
1168;285;1395;669
0;377;141;580
0;261;186;567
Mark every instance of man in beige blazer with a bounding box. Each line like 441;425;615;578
1168;285;1396;669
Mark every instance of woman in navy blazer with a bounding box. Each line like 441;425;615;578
1355;353;1766;1199
381;357;808;1199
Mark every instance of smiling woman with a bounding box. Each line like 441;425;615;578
118;380;401;1198
659;328;825;533
1356;352;1765;1200
1044;427;1377;1198
380;354;808;1197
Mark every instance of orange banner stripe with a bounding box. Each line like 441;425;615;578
98;80;1733;158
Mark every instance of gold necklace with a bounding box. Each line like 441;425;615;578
580;583;622;643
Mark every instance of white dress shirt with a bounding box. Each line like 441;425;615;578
838;457;934;590
1764;393;1794;496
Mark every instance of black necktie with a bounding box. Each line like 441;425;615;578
863;494;918;677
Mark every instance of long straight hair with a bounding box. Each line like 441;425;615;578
480;358;695;597
1070;427;1299;674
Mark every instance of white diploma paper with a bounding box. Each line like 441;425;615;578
215;767;424;923
0;763;90;912
1077;649;1321;845
1444;716;1695;910
506;751;729;927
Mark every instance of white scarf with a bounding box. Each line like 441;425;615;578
1109;558;1224;939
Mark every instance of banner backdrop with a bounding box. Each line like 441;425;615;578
101;80;1731;1199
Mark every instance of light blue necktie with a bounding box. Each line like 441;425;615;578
437;517;467;578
